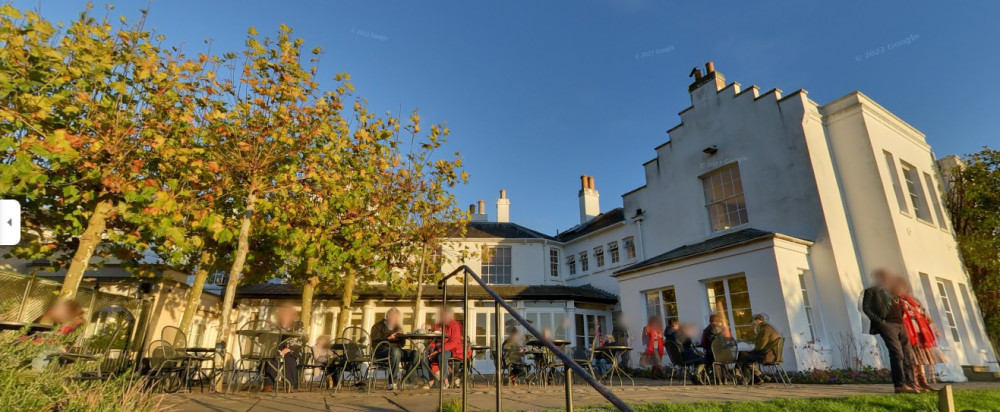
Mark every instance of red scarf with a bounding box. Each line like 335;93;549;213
901;295;937;348
645;328;664;356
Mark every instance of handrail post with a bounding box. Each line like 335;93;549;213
565;367;574;411
18;275;34;322
494;301;502;411
439;285;447;412
462;269;469;412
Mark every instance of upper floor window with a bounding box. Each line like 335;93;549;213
923;172;948;229
623;237;636;260
594;246;605;267
702;163;748;232
901;162;932;222
579;251;589;272
549;249;559;277
608;241;620;264
212;271;228;286
566;255;576;275
481;246;512;284
884;151;909;213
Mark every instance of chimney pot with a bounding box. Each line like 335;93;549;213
587;176;595;190
690;67;703;80
706;61;715;73
469;204;475;214
477;200;485;214
580;175;588;189
500;189;506;199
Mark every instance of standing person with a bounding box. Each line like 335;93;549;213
641;316;666;379
501;328;531;385
370;308;414;390
862;269;921;394
737;314;780;385
892;278;945;392
421;307;464;389
264;304;302;392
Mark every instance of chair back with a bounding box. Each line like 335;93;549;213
236;320;277;361
148;339;178;370
586;334;601;362
664;341;684;366
336;337;367;363
769;337;785;364
161;326;187;348
711;337;738;364
340;326;369;346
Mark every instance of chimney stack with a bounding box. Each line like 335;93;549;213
471;200;488;222
578;175;600;224
496;189;510;223
689;61;726;93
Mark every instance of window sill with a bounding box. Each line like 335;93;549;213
706;222;751;238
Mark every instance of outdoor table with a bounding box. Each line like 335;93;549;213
397;332;448;390
598;345;634;386
0;321;53;333
524;339;570;387
181;347;218;391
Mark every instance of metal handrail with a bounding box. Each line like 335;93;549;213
436;265;634;412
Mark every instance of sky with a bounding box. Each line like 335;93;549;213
16;0;1000;234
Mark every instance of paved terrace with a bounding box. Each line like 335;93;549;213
158;379;1000;411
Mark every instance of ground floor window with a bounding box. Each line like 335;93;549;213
644;287;678;326
936;279;962;343
523;310;569;341
474;311;514;359
574;313;608;350
705;274;754;341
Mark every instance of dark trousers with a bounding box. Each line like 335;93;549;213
737;350;767;378
876;322;916;387
375;346;415;381
265;352;299;389
420;350;451;383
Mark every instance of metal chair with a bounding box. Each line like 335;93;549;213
711;337;741;386
572;335;599;380
160;325;214;392
60;306;133;380
147;339;185;393
366;341;395;393
228;319;276;394
333;337;368;392
664;341;701;386
299;345;331;392
340;326;369;346
744;337;791;387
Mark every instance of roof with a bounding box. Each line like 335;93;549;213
555;208;625;242
458;221;556;240
235;282;618;304
613;228;812;277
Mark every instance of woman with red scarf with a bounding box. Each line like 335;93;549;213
892;278;944;391
641;316;666;379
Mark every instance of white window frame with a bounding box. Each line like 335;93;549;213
935;279;961;344
579;251;589;272
623;237;636;260
883;151;909;213
701;163;749;233
594;246;605;267
566;255;576;275
608;241;620;264
901;162;932;222
549;249;559;277
481;246;513;284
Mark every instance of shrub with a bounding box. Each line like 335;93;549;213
785;367;892;384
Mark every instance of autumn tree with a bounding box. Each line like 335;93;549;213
0;5;204;298
942;147;1000;348
195;25;344;343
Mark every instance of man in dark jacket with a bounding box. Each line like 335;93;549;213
370;307;413;390
862;268;919;394
737;314;780;385
665;319;707;384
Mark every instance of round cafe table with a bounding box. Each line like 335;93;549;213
396;332;448;390
598;345;634;386
524;339;570;387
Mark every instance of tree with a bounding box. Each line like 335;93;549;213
195;25;341;344
0;5;204;298
942;147;1000;348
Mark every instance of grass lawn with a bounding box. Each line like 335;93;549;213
571;389;1000;412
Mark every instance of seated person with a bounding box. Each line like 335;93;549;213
370;307;414;390
312;335;333;365
665;320;707;384
593;334;614;376
737;314;780;385
25;299;85;371
501;328;531;385
264;304;302;392
420;307;464;388
699;314;729;367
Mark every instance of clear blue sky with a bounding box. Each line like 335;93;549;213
19;0;1000;234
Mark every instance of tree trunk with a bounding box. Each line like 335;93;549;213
410;245;429;331
336;269;356;336
179;250;214;335
218;190;257;346
60;199;114;299
301;275;319;340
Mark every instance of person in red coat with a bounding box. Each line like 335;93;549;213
892;278;945;391
421;307;465;388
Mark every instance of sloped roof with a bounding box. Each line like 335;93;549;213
613;228;812;276
458;221;556;240
555;208;625;242
235;282;617;304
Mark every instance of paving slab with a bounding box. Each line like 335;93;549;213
158;379;1000;411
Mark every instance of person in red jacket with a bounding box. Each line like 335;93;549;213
892;278;944;392
421;307;465;388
